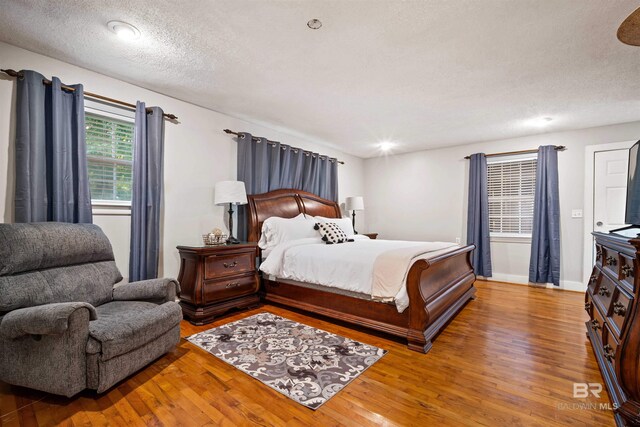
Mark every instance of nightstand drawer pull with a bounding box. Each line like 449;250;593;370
613;301;627;317
223;261;238;268
598;287;610;297
604;344;615;362
225;282;240;288
606;256;617;266
591;319;601;331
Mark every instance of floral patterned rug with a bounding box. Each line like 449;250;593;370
186;312;387;409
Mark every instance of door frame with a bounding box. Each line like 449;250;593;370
583;141;635;283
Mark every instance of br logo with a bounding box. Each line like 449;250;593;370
573;383;603;398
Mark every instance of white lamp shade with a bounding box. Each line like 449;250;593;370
345;196;364;211
214;181;247;205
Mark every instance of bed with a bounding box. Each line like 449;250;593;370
247;189;476;353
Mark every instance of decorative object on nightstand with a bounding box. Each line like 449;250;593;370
363;233;378;239
345;196;364;234
177;243;260;325
214;181;247;244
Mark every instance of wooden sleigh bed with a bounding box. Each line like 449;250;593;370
247;189;476;353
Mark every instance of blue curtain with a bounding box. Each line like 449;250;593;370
129;102;165;281
14;70;92;223
529;146;561;286
236;132;338;241
466;153;492;277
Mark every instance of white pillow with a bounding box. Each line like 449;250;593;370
315;216;355;236
258;214;317;250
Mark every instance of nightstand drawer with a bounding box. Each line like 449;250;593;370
204;274;259;304
205;251;254;279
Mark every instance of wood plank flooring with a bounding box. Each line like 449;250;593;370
0;280;615;426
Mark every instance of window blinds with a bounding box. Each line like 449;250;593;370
85;113;134;201
487;157;537;235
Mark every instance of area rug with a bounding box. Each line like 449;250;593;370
186;312;387;409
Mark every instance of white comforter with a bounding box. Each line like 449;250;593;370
259;236;458;312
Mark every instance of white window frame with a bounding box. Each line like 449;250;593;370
487;153;537;242
85;101;135;215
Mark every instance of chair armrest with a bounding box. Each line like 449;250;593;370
112;278;180;303
0;302;97;339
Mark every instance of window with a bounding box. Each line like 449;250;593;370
487;156;537;237
85;112;134;204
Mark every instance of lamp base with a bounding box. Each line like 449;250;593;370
226;236;241;245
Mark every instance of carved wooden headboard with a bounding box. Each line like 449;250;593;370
246;189;341;242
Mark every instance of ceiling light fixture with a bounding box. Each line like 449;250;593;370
107;20;141;41
379;141;395;152
527;116;554;127
307;19;322;30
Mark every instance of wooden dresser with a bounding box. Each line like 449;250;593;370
177;243;260;325
586;231;640;426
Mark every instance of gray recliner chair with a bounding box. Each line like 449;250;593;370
0;222;182;397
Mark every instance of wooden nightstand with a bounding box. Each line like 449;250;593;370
177;243;260;325
363;233;378;239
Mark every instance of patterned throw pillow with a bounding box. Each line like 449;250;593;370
314;222;354;245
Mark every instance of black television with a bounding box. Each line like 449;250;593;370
625;140;640;226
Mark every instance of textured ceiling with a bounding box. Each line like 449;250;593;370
1;0;639;158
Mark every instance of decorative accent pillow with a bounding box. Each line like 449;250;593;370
315;216;355;236
314;222;354;245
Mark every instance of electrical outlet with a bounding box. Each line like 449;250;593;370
572;209;583;218
455;237;461;244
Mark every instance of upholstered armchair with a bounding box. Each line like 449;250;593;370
0;223;182;397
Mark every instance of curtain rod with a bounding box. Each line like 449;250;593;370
1;68;178;121
464;145;566;159
223;129;345;165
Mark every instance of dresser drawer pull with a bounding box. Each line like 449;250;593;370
596;249;602;260
604;344;615;362
225;282;240;288
589;275;597;284
622;265;633;278
591;319;601;331
223;261;238;268
598;287;610;297
606;256;617;267
585;302;592;311
613;301;627;317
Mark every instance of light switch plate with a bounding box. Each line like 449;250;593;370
571;209;583;218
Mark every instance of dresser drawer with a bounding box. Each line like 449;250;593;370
593;274;615;313
205;251;255;279
620;253;635;291
602;247;620;279
595;244;604;268
204;274;259;304
589;305;605;344
585;292;594;318
608;287;633;337
587;267;599;294
603;323;619;371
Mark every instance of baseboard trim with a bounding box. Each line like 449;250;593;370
478;273;585;293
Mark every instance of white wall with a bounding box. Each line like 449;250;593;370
364;121;640;291
0;42;366;280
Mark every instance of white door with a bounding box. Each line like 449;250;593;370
583;141;635;285
593;149;629;234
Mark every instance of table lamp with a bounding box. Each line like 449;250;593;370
345;196;364;234
214;181;247;244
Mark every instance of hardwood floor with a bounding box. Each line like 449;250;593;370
0;280;615;426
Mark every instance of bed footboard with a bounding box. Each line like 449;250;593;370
406;245;476;353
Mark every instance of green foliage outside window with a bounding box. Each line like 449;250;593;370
86;113;134;201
